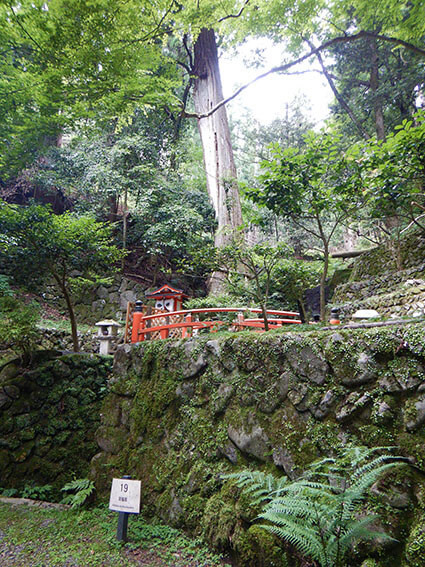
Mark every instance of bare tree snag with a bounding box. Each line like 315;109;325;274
192;28;243;248
369;37;386;141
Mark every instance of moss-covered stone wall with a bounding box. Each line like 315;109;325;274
44;275;147;324
0;351;111;490
349;231;425;281
92;324;425;566
330;231;425;320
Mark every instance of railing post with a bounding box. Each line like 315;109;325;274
131;300;144;343
237;311;244;330
160;315;170;339
182;313;192;339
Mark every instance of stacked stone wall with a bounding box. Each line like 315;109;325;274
0;352;111;491
43;276;147;324
91;324;425;566
330;230;425;320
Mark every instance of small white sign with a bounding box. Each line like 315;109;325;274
109;478;141;514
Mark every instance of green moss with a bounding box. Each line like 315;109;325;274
71;325;425;565
0;352;110;490
235;525;289;567
179;493;207;531
402;512;425;567
202;493;237;549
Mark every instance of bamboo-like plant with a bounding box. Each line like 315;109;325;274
227;447;405;567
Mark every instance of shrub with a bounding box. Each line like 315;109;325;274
0;295;40;356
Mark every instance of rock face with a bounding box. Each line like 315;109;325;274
91;322;425;566
43;275;147;324
38;327;101;353
0;352;111;490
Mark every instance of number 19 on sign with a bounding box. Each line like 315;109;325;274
109;477;141;541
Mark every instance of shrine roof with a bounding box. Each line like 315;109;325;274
145;284;188;299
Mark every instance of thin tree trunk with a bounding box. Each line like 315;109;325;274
369;38;386;141
63;286;79;353
53;273;79;352
122;187;128;270
192;29;243;246
320;243;329;322
107;194;119;223
369;38;402;248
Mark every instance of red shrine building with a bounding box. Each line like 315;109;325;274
145;284;188;313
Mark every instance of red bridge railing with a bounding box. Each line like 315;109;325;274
127;304;302;343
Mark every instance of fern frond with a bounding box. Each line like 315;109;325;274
260;519;325;564
227;446;404;567
351;462;405;493
225;470;288;504
262;499;330;523
61;478;95;509
327;515;396;559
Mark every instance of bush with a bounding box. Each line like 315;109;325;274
0;295;40;356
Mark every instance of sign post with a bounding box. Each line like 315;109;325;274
109;476;141;542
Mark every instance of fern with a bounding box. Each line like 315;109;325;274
227;447;405;567
225;470;288;505
61;478;95;509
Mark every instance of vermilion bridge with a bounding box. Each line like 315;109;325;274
126;303;302;343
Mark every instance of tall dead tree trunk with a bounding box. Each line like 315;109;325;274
192;28;243;253
369;37;386;142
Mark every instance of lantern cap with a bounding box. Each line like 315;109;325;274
95;319;122;327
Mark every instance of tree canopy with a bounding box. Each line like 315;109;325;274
0;202;124;350
0;0;424;315
246;131;364;318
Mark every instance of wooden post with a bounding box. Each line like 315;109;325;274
116;475;131;542
131;301;144;343
182;313;192;339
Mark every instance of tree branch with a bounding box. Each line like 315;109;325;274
115;0;177;49
176;60;192;74
305;37;370;140
219;0;251;23
183;30;425;120
8;2;46;56
183;33;194;70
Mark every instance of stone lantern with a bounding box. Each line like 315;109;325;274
145;284;188;313
95;319;122;355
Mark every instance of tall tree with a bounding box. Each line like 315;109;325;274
325;36;424;141
1;0;424;255
192;28;243;249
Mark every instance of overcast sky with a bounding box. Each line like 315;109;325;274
219;39;333;126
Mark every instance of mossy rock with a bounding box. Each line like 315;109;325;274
233;525;289;567
201;488;239;550
402;512;425;567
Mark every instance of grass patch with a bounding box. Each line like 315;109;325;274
0;501;230;566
